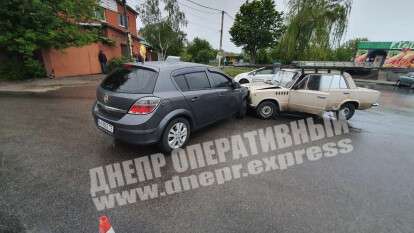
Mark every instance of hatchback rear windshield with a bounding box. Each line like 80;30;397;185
101;67;157;93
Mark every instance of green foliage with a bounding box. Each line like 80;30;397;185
256;49;272;64
179;48;192;62
0;0;99;80
331;38;368;61
229;0;285;64
186;38;216;64
139;0;187;60
106;57;133;73
222;67;255;78
278;0;352;63
0;57;45;80
195;49;215;64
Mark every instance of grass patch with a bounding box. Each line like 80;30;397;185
221;66;255;78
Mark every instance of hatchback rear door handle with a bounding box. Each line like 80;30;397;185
317;96;327;99
191;96;199;102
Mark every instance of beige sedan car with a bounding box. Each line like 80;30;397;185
244;69;380;120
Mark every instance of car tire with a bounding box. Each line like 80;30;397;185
236;98;247;119
159;117;190;153
239;79;249;84
339;103;355;120
256;101;278;119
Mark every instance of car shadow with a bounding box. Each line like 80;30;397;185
109;110;354;156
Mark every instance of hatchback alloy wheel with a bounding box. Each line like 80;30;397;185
167;122;188;149
160;117;191;152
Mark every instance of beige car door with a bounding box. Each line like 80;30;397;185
325;74;351;110
288;75;329;116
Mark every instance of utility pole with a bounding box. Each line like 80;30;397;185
218;10;224;67
122;0;132;59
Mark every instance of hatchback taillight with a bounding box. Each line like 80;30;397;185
128;97;161;115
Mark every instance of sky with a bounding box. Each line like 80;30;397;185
129;0;414;53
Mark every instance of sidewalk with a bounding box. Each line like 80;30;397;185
0;74;104;94
0;74;396;95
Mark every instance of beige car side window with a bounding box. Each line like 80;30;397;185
330;75;349;89
295;76;309;90
307;75;332;91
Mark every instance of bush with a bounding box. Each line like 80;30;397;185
0;57;45;80
194;49;215;64
106;56;132;73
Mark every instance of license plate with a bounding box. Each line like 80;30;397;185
97;119;114;133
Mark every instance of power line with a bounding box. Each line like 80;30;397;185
178;1;220;15
181;0;222;12
179;0;234;22
184;8;220;23
179;0;233;66
224;12;234;20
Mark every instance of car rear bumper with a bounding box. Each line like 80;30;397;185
92;102;161;145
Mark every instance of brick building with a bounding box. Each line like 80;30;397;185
41;0;155;78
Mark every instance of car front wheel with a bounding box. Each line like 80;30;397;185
256;101;278;119
339;103;355;120
160;117;190;153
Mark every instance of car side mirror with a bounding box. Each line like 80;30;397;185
232;81;241;89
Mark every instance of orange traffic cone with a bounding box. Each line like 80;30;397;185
99;216;115;233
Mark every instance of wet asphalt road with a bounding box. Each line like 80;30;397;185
1;83;414;233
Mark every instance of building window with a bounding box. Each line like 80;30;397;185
118;14;127;27
121;44;129;57
94;7;106;21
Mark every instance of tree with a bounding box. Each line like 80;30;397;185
332;38;368;61
256;48;272;64
278;0;353;62
139;0;187;60
186;38;216;64
229;0;284;64
0;0;99;79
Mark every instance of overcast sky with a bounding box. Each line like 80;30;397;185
130;0;413;53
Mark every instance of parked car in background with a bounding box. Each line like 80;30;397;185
396;72;414;88
233;66;278;84
244;69;380;120
92;61;248;152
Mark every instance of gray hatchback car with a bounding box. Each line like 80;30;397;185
92;61;248;152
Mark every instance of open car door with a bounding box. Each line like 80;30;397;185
288;74;329;116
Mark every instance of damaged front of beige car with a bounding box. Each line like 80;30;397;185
242;69;300;119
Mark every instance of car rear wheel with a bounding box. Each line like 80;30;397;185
339;103;355;120
256;101;278;119
160;118;190;153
